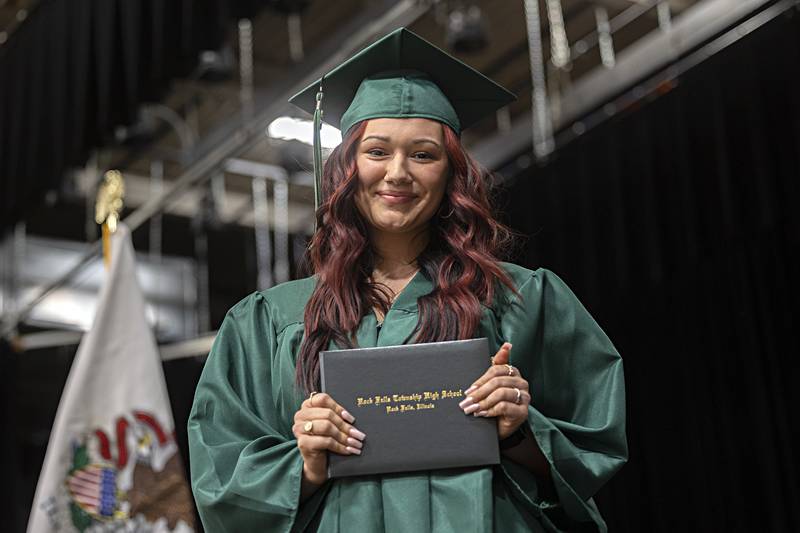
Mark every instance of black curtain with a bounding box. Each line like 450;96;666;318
1;339;19;528
499;8;800;532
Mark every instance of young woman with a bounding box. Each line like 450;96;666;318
188;28;627;533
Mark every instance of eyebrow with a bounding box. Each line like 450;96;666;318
361;135;442;147
412;138;442;147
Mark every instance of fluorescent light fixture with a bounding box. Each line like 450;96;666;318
267;116;342;149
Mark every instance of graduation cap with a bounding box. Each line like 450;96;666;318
289;27;516;214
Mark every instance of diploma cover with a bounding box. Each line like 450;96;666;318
320;338;500;478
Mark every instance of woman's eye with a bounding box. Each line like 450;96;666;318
367;149;386;157
412;152;432;160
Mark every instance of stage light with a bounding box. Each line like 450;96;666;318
196;44;236;82
446;3;488;54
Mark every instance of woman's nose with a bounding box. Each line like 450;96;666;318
384;153;411;183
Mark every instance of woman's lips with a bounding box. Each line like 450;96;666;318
376;191;417;205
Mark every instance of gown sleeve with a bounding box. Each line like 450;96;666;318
498;268;627;530
187;293;326;532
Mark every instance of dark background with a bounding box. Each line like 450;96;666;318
497;9;800;531
3;4;800;533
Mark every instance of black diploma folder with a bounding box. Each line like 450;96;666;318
319;338;500;478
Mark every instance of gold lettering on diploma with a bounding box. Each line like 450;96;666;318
354;388;465;415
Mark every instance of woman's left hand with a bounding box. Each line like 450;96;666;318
459;342;531;439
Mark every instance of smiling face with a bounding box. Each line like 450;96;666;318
354;118;450;238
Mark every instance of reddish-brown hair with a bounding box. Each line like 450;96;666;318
297;120;516;394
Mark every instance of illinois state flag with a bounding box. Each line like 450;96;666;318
28;224;195;532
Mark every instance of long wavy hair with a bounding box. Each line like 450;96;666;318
297;120;516;394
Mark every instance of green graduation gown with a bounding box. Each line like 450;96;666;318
188;263;627;532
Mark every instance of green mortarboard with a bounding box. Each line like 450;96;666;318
289;27;516;215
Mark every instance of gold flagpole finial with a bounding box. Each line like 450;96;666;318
95;170;125;268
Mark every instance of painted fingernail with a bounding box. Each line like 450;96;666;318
341;410;356;423
349;428;366;441
463;403;481;415
474;410;489;417
464;386;477;395
346;437;363;449
346;446;362;455
503;342;513;350
458;396;474;409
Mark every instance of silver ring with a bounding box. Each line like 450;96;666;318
514;387;522;404
506;364;515;377
309;391;318;407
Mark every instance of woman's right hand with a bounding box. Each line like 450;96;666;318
292;392;366;485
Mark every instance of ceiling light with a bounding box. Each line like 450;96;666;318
267;116;342;149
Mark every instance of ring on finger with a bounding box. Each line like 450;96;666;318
513;387;522;404
309;391;318;407
506;364;515;377
304;421;314;435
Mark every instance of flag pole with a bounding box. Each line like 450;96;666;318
95;170;125;268
101;223;112;268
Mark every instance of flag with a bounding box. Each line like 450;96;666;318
28;224;195;533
